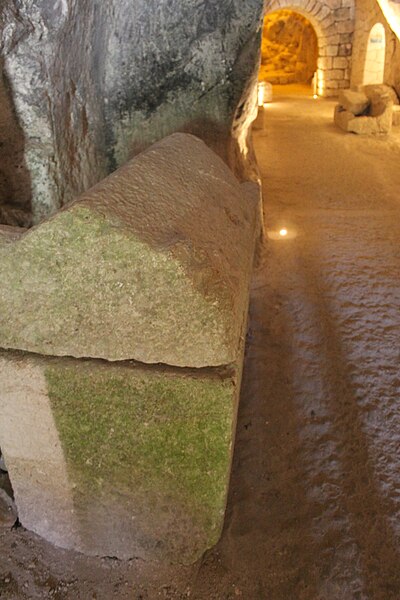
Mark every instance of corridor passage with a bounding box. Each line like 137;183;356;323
195;90;400;599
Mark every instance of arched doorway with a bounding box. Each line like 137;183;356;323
363;24;386;85
260;10;318;87
262;0;355;97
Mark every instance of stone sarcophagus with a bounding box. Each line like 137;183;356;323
0;133;260;563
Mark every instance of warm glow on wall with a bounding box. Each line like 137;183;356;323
258;81;273;106
317;69;324;96
258;82;266;106
376;0;400;41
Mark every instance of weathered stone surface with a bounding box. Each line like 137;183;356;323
334;104;352;129
0;489;17;529
363;84;399;105
0;134;259;368
338;90;369;115
334;104;392;134
392;105;400;127
350;0;400;93
333;56;349;69
335;83;395;134
0;351;239;562
0;0;264;222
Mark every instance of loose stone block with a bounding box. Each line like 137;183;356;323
0;133;259;369
0;351;241;563
338;90;369;115
334;104;392;134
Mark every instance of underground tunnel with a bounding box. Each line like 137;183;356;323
0;0;400;598
259;10;319;88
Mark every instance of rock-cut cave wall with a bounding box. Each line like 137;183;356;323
0;0;264;224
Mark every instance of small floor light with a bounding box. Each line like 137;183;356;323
279;228;288;237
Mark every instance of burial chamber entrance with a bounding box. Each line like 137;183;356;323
259;9;318;89
260;0;353;97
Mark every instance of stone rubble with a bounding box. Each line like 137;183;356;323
337;90;370;115
334;85;396;134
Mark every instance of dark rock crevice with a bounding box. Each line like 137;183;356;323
0;60;32;227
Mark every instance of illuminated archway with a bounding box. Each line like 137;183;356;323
263;0;355;96
260;10;318;86
363;24;386;85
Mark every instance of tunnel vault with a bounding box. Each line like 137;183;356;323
263;0;354;96
260;10;319;86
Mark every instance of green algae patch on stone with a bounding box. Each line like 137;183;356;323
0;205;227;367
45;360;237;562
0;133;258;368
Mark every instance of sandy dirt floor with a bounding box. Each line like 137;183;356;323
2;88;400;599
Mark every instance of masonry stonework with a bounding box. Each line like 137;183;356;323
264;0;355;96
351;0;400;95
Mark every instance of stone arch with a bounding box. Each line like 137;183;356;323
264;0;354;96
363;23;386;85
